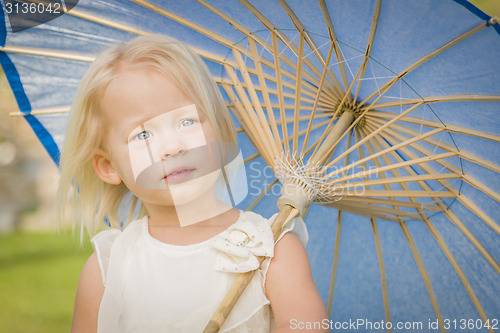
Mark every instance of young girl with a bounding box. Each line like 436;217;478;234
57;35;327;333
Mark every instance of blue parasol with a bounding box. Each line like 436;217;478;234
1;0;499;331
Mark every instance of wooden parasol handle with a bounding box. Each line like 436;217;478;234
203;204;298;333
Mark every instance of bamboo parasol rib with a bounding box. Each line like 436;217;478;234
366;94;500;109
353;127;440;332
358;125;496;333
360;125;500;276
366;119;500;234
319;0;351;96
359;21;488;106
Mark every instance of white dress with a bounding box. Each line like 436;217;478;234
91;210;308;333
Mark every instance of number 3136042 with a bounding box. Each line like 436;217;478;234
5;2;62;14
443;318;498;330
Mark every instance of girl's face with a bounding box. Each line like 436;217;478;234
98;65;221;212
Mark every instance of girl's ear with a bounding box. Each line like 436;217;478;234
92;149;122;185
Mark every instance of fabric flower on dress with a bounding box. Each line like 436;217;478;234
211;214;274;273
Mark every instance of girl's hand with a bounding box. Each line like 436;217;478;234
266;233;329;332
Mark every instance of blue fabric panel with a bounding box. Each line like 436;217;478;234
305;205;337;306
406;217;485;330
0;2;6;46
330;212;385;326
24;114;61;165
0;49;62;163
377;219;438;326
430;212;500;322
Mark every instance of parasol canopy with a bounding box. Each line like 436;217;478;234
1;0;500;331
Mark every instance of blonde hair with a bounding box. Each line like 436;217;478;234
56;35;237;235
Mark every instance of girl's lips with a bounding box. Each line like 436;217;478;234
162;168;195;183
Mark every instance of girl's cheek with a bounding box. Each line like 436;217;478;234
183;126;209;149
128;141;156;180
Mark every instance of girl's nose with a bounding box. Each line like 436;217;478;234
164;148;184;157
160;136;186;158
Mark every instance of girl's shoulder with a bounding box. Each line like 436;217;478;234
90;217;145;250
90;217;147;285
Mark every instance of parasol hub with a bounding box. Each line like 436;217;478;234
335;99;365;128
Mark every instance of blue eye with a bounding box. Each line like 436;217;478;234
136;131;151;140
181;119;196;127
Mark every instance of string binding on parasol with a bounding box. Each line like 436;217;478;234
274;152;343;215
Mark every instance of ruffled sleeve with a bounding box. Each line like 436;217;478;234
91;228;121;286
275;214;308;246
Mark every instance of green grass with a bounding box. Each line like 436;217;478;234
0;230;93;333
